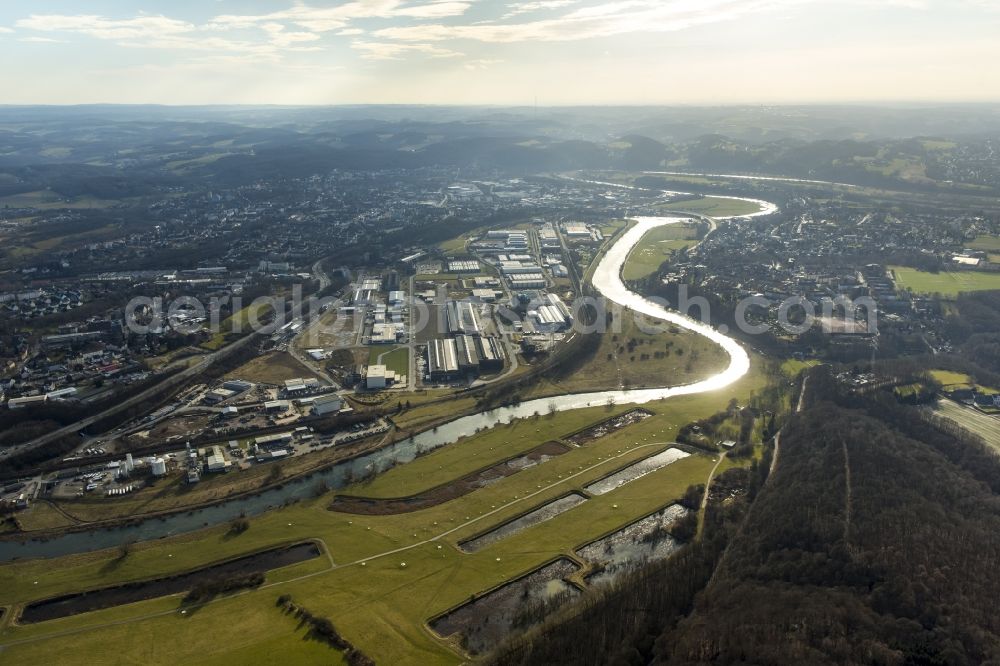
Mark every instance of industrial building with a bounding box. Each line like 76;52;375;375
365;364;401;389
204;388;237;404
284;377;320;394
476;336;507;372
446;300;481;336
455;335;480;372
508;274;547;289
427;338;459;380
205;446;231;473
448;260;480;273
7;395;47;409
529;293;574;332
312;393;345;416
255;432;294;446
371;322;404;344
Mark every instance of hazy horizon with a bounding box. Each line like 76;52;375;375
2;1;999;106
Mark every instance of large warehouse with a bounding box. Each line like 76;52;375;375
427;338;459;380
446;300;481;336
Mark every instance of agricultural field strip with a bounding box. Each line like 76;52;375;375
0;442;672;647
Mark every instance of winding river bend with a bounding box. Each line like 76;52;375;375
0;201;775;562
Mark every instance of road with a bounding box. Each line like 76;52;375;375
2;331;263;463
932;398;1000;452
286;261;346;387
9;267;343;463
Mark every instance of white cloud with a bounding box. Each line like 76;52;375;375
463;58;503;70
207;1;473;33
0;26;14;34
16;14;194;40
351;40;463;59
502;1;579;19
19;36;63;43
15;11;325;61
376;0;806;43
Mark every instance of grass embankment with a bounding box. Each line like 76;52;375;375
891;265;1000;297
621;223;698;281
655;196;763;218
0;359;770;665
525;313;729;399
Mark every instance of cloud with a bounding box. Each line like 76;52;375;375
207;1;473;33
19;36;63;43
351;40;463;60
16;14;194;40
0;26;14;34
502;1;579;19
14;11;325;61
376;0;807;43
463;58;503;70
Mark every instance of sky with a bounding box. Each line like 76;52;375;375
0;0;999;105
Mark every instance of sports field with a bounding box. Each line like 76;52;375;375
890;266;1000;296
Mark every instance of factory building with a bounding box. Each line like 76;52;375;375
455;335;480;372
312;394;345;416
446;300;481;336
508;274;547;289
528;293;573;332
476;337;507;372
8;395;47;409
222;380;253;393
448;260;480;273
205;446;231;473
427;338;459;380
204;388;237;404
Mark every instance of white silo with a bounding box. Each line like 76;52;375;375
150;457;167;477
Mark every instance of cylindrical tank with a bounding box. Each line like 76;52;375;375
150;457;167;477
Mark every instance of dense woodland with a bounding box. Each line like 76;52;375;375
490;366;1000;665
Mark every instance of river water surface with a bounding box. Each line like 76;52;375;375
0;202;771;562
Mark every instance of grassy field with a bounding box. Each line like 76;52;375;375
0;356;773;665
891;266;1000;296
655;196;763;218
929;369;973;387
621;224;698;281
525;307;729;399
969;235;1000;252
201;302;272;351
224;351;318;385
368;346;409;377
928;369;998;395
780;358;820;378
0;190;119;210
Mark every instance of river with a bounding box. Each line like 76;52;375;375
0;202;773;562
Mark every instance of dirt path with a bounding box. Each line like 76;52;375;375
841;437;853;550
696;452;727;539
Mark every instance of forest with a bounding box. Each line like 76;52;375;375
490;366;1000;664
